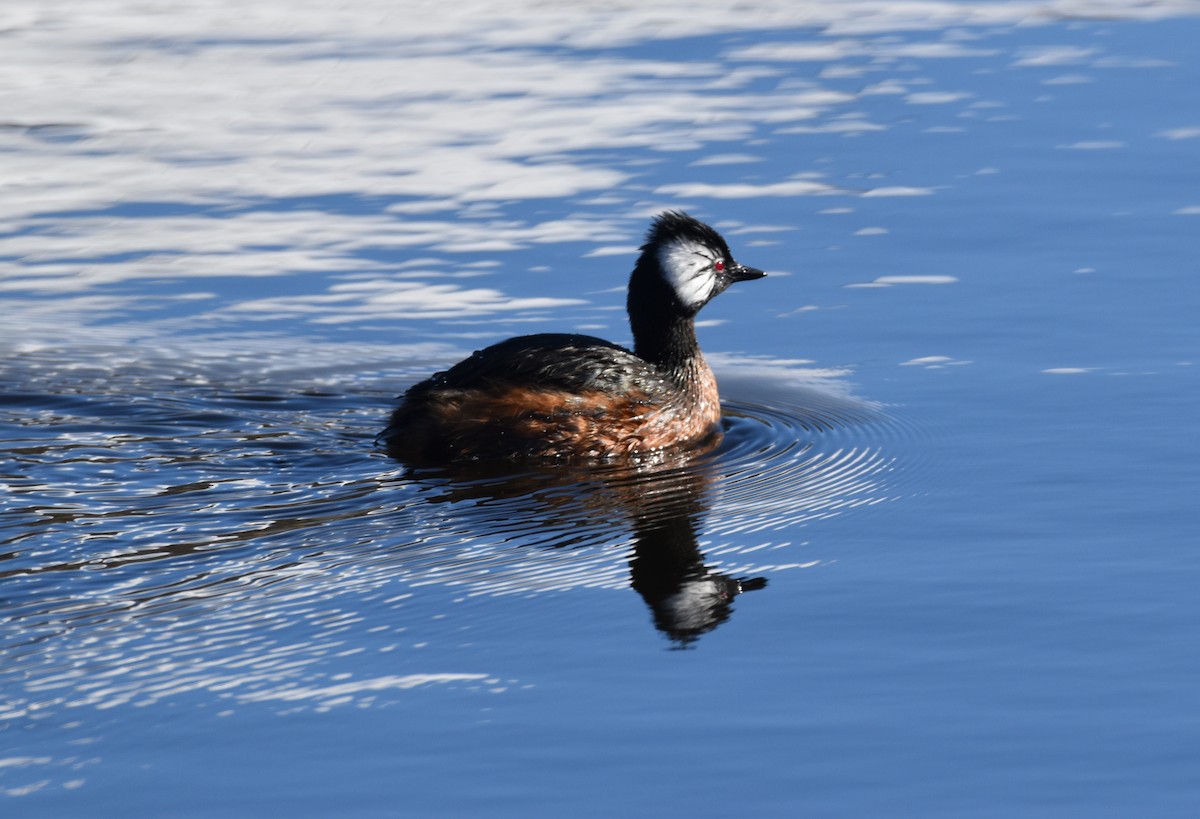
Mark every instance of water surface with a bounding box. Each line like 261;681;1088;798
3;2;1200;816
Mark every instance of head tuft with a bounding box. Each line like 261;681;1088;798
643;211;732;260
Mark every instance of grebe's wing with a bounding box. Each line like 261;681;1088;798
408;333;660;397
384;333;689;461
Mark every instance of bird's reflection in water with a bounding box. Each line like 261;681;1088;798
389;446;767;647
628;501;767;646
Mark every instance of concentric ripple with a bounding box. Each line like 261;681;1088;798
711;395;899;537
367;370;914;600
0;347;917;717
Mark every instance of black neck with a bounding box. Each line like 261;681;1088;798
627;263;700;376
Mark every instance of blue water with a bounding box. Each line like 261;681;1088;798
3;3;1200;816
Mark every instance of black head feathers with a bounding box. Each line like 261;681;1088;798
641;210;732;260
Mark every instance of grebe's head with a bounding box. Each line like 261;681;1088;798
632;211;765;315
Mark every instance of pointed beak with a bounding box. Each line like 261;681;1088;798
728;262;766;283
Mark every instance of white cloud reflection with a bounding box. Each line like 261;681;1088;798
848;274;959;288
229;281;587;323
1;0;1196;335
657;179;841;198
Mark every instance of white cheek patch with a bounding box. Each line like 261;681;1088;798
658;239;717;309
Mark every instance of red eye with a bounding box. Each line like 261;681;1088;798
714;260;725;272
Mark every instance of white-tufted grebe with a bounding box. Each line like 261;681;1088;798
382;211;765;462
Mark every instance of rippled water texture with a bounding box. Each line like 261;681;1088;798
3;1;1200;816
1;345;892;647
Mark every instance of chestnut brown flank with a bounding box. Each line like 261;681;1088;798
420;383;720;460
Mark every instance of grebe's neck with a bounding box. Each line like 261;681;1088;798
632;313;703;377
627;263;706;381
